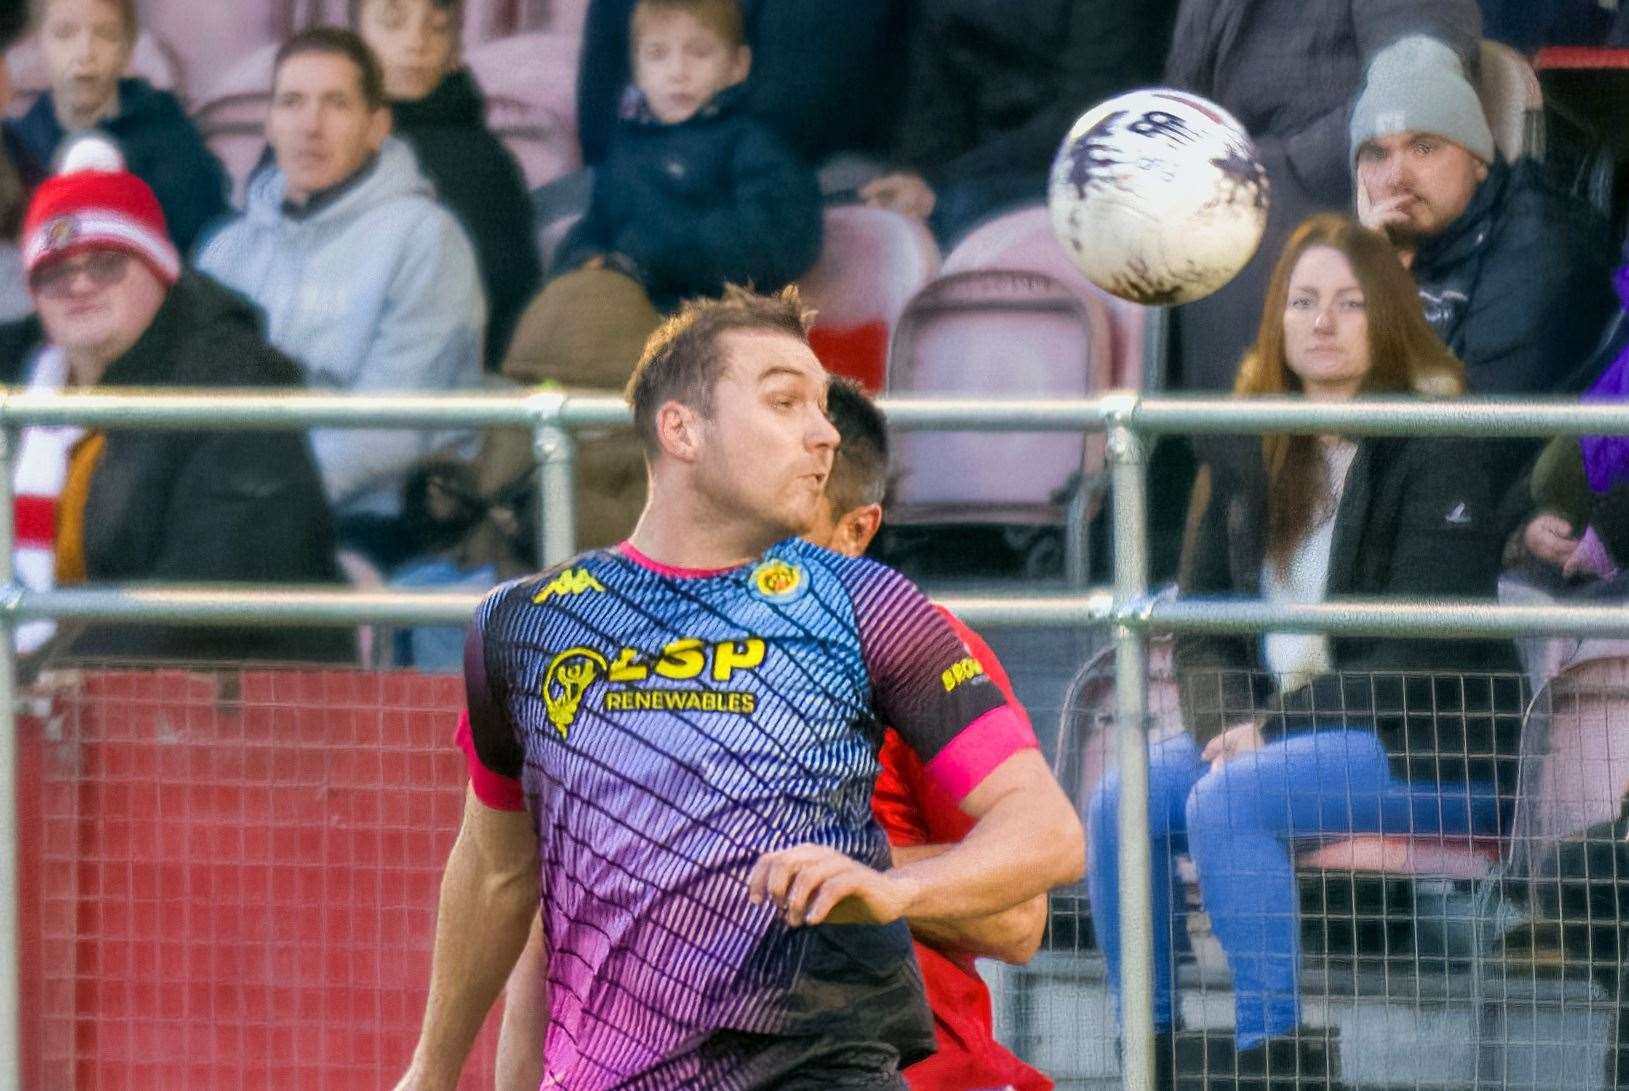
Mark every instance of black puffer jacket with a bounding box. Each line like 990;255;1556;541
556;86;821;310
391;70;541;370
0;273;354;665
1178;433;1523;794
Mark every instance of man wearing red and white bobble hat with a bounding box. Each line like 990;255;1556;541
0;136;351;665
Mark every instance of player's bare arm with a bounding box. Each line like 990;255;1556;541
890;842;1048;964
395;787;540;1091
751;748;1083;928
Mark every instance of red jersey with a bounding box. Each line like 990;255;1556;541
872;607;1053;1091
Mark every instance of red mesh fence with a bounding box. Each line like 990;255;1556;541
18;667;503;1090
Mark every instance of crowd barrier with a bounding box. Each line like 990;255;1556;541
7;389;1629;1089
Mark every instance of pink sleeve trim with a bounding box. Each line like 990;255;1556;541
454;710;526;812
923;706;1040;803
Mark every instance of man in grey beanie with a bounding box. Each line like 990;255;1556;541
1352;33;1617;500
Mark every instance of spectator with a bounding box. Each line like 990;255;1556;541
354;0;541;370
0;139;350;665
1087;216;1522;1091
1165;0;1482;393
0;0;37;322
196;27;485;559
863;0;1179;246
574;0;906;174
1480;0;1615;50
1353;35;1618;494
11;0;229;255
503;0;821;552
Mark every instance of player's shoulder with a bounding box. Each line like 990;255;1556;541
476;548;626;628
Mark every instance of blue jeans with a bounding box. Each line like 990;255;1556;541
1086;729;1500;1049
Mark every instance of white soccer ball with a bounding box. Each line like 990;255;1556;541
1048;89;1270;306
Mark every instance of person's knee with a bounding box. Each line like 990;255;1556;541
1185;762;1251;854
1087;771;1122;852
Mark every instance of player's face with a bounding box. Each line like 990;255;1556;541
39;0;131;121
1356;131;1487;243
696;331;837;539
631;8;749;125
268;52;391;203
358;0;460;102
1282;245;1370;401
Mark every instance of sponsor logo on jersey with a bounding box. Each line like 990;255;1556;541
749;559;806;604
540;637;768;738
533;567;607;605
941;655;986;694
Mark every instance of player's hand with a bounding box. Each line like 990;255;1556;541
860;172;937;221
748;844;915;927
1201;721;1265;769
1524;513;1578;568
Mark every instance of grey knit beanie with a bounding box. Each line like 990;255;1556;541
1349;35;1495;165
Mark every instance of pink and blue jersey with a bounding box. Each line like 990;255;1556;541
461;537;1038;1089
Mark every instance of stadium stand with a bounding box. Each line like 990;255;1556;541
463;32;581;189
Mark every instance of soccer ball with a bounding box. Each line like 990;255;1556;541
1048;89;1270;306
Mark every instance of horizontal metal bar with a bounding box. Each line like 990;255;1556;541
1147;597;1629;640
1134;395;1629;437
929;590;1116;628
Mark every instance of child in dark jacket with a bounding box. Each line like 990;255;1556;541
14;0;229;256
553;0;821;311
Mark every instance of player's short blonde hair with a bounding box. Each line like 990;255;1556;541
625;284;813;456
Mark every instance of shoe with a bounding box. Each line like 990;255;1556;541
1211;1027;1342;1091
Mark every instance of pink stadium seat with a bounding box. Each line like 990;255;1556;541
885;268;1111;526
5;30;182;118
465;32;582;189
192;44;281;200
132;2;287;104
798;206;940;392
941;203;1151;390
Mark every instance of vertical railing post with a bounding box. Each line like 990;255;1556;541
530;392;576;568
0;425;20;1091
1106;395;1156;1091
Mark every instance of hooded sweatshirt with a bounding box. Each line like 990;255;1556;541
196;137;486;518
391;68;541;370
12;78;229;255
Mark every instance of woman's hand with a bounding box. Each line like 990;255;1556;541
1524;513;1578;568
1201;722;1266;770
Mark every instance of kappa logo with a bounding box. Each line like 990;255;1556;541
533;567;607;605
749;559;806;604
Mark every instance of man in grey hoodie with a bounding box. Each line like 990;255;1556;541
197;27;485;552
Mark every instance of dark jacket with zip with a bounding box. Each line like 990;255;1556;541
0;272;354;665
556;85;821;311
391;69;541;370
12;78;229;256
1177;432;1524;794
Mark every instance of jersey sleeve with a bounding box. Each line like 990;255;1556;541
460;598;527;812
851;564;1039;803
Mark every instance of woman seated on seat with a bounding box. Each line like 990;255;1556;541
1086;213;1522;1091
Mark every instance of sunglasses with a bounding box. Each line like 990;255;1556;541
30;250;132;299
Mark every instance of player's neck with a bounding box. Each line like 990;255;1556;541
627;490;784;572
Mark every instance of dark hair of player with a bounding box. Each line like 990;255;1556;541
275;26;388;112
631;0;746;49
824;377;889;517
623;284;813;456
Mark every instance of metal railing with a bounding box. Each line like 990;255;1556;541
10;388;1629;1090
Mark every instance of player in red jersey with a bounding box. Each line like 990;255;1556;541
494;377;1055;1090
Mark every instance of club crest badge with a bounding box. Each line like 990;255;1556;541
749;559;806;605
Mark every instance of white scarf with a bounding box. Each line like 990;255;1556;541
13;348;85;655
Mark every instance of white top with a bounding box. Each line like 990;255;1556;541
1261;440;1357;692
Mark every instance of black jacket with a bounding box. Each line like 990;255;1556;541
0;273;353;665
1178;434;1524;793
391;70;542;370
12;79;230;256
557;87;821;310
575;0;907;167
888;0;1178;184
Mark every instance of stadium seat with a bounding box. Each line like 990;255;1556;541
132;2;287;103
940;203;1154;390
1478;39;1546;163
464;32;582;189
539;0;590;38
798;206;940;392
192;43;281;201
4;30;182;118
885;267;1111;530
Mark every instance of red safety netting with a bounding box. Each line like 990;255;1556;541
18;667;505;1090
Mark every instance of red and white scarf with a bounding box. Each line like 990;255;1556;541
14;348;83;655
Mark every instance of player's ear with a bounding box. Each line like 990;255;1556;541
836;504;883;556
655;400;703;463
